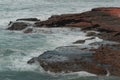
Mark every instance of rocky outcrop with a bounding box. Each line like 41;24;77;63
34;7;120;42
7;18;40;31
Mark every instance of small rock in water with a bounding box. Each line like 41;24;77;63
73;40;85;44
73;37;95;44
16;18;40;21
24;28;33;33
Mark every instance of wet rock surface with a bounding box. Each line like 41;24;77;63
28;46;107;75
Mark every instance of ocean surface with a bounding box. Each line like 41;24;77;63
0;0;120;80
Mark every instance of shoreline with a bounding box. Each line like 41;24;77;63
7;7;120;76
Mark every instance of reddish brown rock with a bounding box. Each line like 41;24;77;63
34;7;120;42
92;7;120;17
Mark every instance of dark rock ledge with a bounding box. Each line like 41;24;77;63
7;7;120;76
7;18;40;33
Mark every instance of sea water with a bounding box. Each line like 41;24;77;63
0;0;120;80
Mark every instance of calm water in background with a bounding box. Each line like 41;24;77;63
0;0;120;80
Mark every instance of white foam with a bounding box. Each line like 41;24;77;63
32;28;87;47
44;70;96;77
76;71;96;76
6;50;43;72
